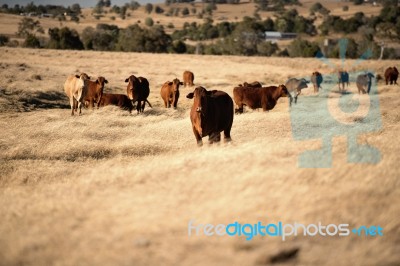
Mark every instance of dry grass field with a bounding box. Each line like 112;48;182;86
0;47;399;266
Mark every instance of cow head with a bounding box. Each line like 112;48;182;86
75;73;91;80
278;84;292;101
186;86;209;115
95;76;108;104
125;75;141;102
171;78;183;92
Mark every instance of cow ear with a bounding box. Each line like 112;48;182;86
87;76;91;79
186;92;194;99
168;82;173;86
125;78;129;83
96;79;100;84
75;75;80;78
179;82;183;85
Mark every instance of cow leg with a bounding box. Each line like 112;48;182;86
78;101;83;115
193;127;202;147
141;100;146;112
294;96;298;104
224;128;231;143
136;101;142;114
69;97;75;116
163;99;167;108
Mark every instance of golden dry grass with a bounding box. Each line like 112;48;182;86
0;47;399;266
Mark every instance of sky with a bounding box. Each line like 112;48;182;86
0;0;164;8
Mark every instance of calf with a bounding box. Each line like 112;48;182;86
356;73;374;94
183;71;194;87
84;76;108;109
311;72;323;93
160;78;183;108
186;87;234;146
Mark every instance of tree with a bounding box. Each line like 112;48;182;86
288;38;320;57
47;27;83;50
70;3;81;14
182;7;190;16
104;0;111;7
145;3;153;14
17;18;44;38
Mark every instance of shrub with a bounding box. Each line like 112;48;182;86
0;34;9;46
288;38;320;57
145;17;154;27
24;34;41;48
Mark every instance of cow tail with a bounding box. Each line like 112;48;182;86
146;99;153;108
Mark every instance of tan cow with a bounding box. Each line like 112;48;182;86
183;71;194;87
160;78;183;108
83;76;108;109
64;73;90;115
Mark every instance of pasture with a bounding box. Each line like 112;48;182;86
0;47;399;265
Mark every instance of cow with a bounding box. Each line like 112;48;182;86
238;81;262;88
233;84;291;113
64;73;91;116
311;72;323;93
338;70;349;91
186;86;234;146
84;76;108;109
98;93;133;112
160;78;183;108
285;78;308;105
125;75;152;113
356;73;374;94
384;66;399;85
183;71;194;87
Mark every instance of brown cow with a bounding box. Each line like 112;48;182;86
384;67;399;85
98;93;133;112
233;85;290;114
238;81;262;88
183;71;194;87
160;78;183;108
125;75;152;113
84;76;108;109
64;73;91;115
186;86;234;146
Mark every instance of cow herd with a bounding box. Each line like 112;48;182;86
63;66;398;145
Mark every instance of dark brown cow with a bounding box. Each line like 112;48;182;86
338;70;349;91
311;72;323;93
84;76;108;109
183;71;194;87
384;67;399;85
238;81;262;88
125;75;152;113
160;78;183;108
186;87;234;146
233;85;290;114
98;93;133;112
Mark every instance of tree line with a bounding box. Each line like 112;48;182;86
0;1;399;59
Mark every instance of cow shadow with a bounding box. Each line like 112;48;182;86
0;88;70;112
